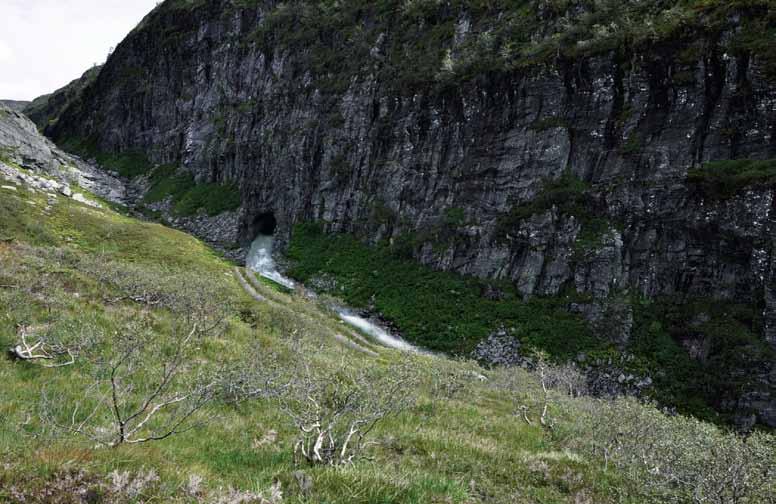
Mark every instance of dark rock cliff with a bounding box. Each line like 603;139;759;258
24;66;102;131
48;0;776;425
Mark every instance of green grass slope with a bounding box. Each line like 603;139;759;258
0;181;773;503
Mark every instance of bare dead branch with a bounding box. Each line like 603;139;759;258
8;326;77;368
273;342;419;466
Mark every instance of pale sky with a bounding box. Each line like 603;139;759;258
0;0;160;101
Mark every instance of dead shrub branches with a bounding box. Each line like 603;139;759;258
270;341;419;466
40;317;219;447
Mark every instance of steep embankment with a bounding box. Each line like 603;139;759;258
0;104;125;205
47;0;776;425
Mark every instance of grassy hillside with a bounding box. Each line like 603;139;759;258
0;181;773;502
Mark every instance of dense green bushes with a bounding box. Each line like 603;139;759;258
59;137;153;178
629;296;776;422
287;222;605;356
144;164;241;217
286;222;776;423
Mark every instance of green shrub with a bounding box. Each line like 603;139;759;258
287;222;604;357
59;137;153;178
143;165;241;217
173;182;241;217
687;158;776;199
496;171;592;238
627;295;775;422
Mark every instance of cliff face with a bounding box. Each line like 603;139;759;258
49;1;776;424
24;66;102;131
0;104;126;206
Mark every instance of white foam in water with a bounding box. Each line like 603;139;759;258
247;233;423;354
337;311;421;353
246;234;296;290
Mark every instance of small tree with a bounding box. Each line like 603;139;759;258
40;317;220;447
279;351;419;466
500;352;588;429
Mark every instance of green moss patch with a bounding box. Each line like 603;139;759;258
59;137;153;178
496;171;594;239
687;158;776;199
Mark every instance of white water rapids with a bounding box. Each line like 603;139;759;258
246;234;296;290
246;233;422;354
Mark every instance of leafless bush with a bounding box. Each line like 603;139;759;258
425;358;487;401
108;469;160;498
212;482;283;504
40;317;219;447
539;360;588;398
4;467;283;503
571;398;776;504
278;347;419;466
497;353;587;429
8;321;98;367
217;345;286;404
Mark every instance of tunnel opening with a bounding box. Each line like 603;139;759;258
252;212;277;237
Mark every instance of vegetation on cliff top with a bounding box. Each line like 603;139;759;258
232;0;776;94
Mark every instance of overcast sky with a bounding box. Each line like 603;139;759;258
0;0;159;101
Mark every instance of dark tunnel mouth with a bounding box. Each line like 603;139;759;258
252;212;277;237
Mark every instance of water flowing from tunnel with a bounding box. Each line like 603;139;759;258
246;233;424;354
246;234;297;290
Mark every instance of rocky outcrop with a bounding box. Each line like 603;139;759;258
46;0;776;425
49;2;775;303
0;104;125;205
472;329;523;368
0;100;30;112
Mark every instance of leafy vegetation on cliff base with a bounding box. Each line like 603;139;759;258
630;296;776;423
144;164;242;217
286;222;776;424
687;158;776;199
287;222;604;356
